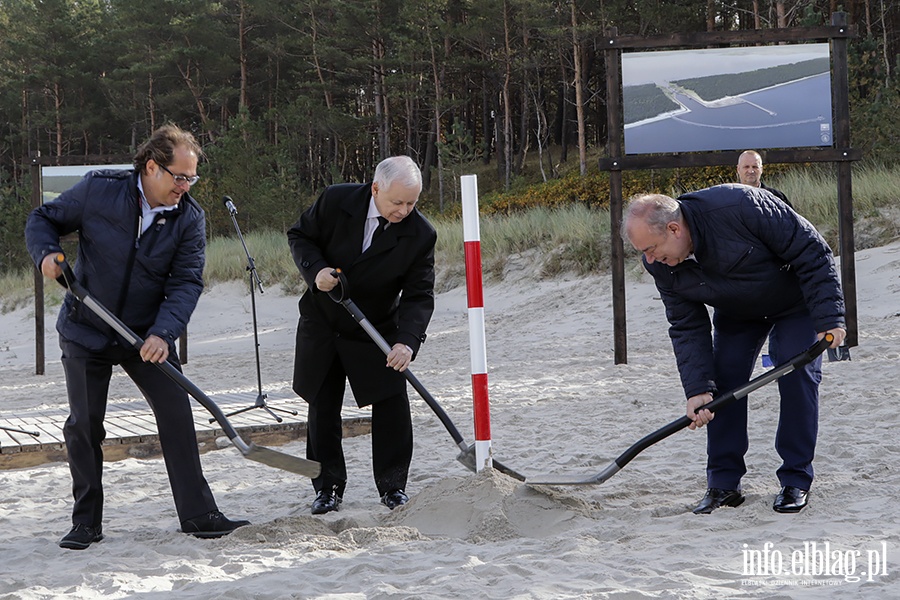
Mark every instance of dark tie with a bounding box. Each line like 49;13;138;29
371;216;388;245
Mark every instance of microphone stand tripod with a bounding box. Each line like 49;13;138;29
0;424;40;437
213;203;297;424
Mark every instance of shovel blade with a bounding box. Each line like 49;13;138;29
241;443;321;478
526;473;605;486
526;463;620;486
456;448;478;473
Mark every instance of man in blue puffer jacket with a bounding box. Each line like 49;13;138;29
26;124;249;549
622;184;846;515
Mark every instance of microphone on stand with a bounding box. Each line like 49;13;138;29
223;195;238;215
213;194;296;423
223;194;263;294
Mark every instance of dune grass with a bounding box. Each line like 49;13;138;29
202;203;613;295
6;162;899;312
776;162;900;249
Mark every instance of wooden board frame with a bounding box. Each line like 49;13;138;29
605;12;858;364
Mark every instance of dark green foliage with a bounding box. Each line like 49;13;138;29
847;35;900;159
0;173;31;273
200;111;311;238
1;0;898;274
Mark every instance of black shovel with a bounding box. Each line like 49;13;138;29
326;269;527;482
526;333;833;485
52;254;320;478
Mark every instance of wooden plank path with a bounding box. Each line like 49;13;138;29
0;392;371;470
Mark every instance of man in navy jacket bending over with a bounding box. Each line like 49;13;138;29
622;185;845;515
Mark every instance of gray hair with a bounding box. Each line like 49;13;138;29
373;156;422;190
621;193;682;238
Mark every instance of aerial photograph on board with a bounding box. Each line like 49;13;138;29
622;43;833;154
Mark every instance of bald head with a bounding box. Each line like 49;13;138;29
737;150;763;187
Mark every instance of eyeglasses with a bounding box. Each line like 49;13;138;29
158;163;200;187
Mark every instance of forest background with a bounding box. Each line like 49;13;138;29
1;0;898;279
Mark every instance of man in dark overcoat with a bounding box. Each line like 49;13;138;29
288;156;436;514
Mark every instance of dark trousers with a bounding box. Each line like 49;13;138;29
707;310;822;491
60;339;217;527
307;356;413;498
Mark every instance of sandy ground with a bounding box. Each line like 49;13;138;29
0;241;898;599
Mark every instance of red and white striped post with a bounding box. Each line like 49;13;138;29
461;174;492;471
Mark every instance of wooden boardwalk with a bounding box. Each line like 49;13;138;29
0;392;371;470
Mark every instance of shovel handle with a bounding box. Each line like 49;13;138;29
49;254;322;477
51;253;249;451
53;252;75;289
701;332;834;415
325;269;469;449
615;332;834;470
327;268;348;302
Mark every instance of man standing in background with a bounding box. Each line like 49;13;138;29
737;150;793;208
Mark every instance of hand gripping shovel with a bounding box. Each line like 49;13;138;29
327;269;526;481
52;254;320;478
526;334;833;486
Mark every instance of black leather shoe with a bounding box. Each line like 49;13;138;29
311;489;342;515
773;486;809;513
181;510;250;538
692;488;745;514
59;523;104;550
380;489;409;510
